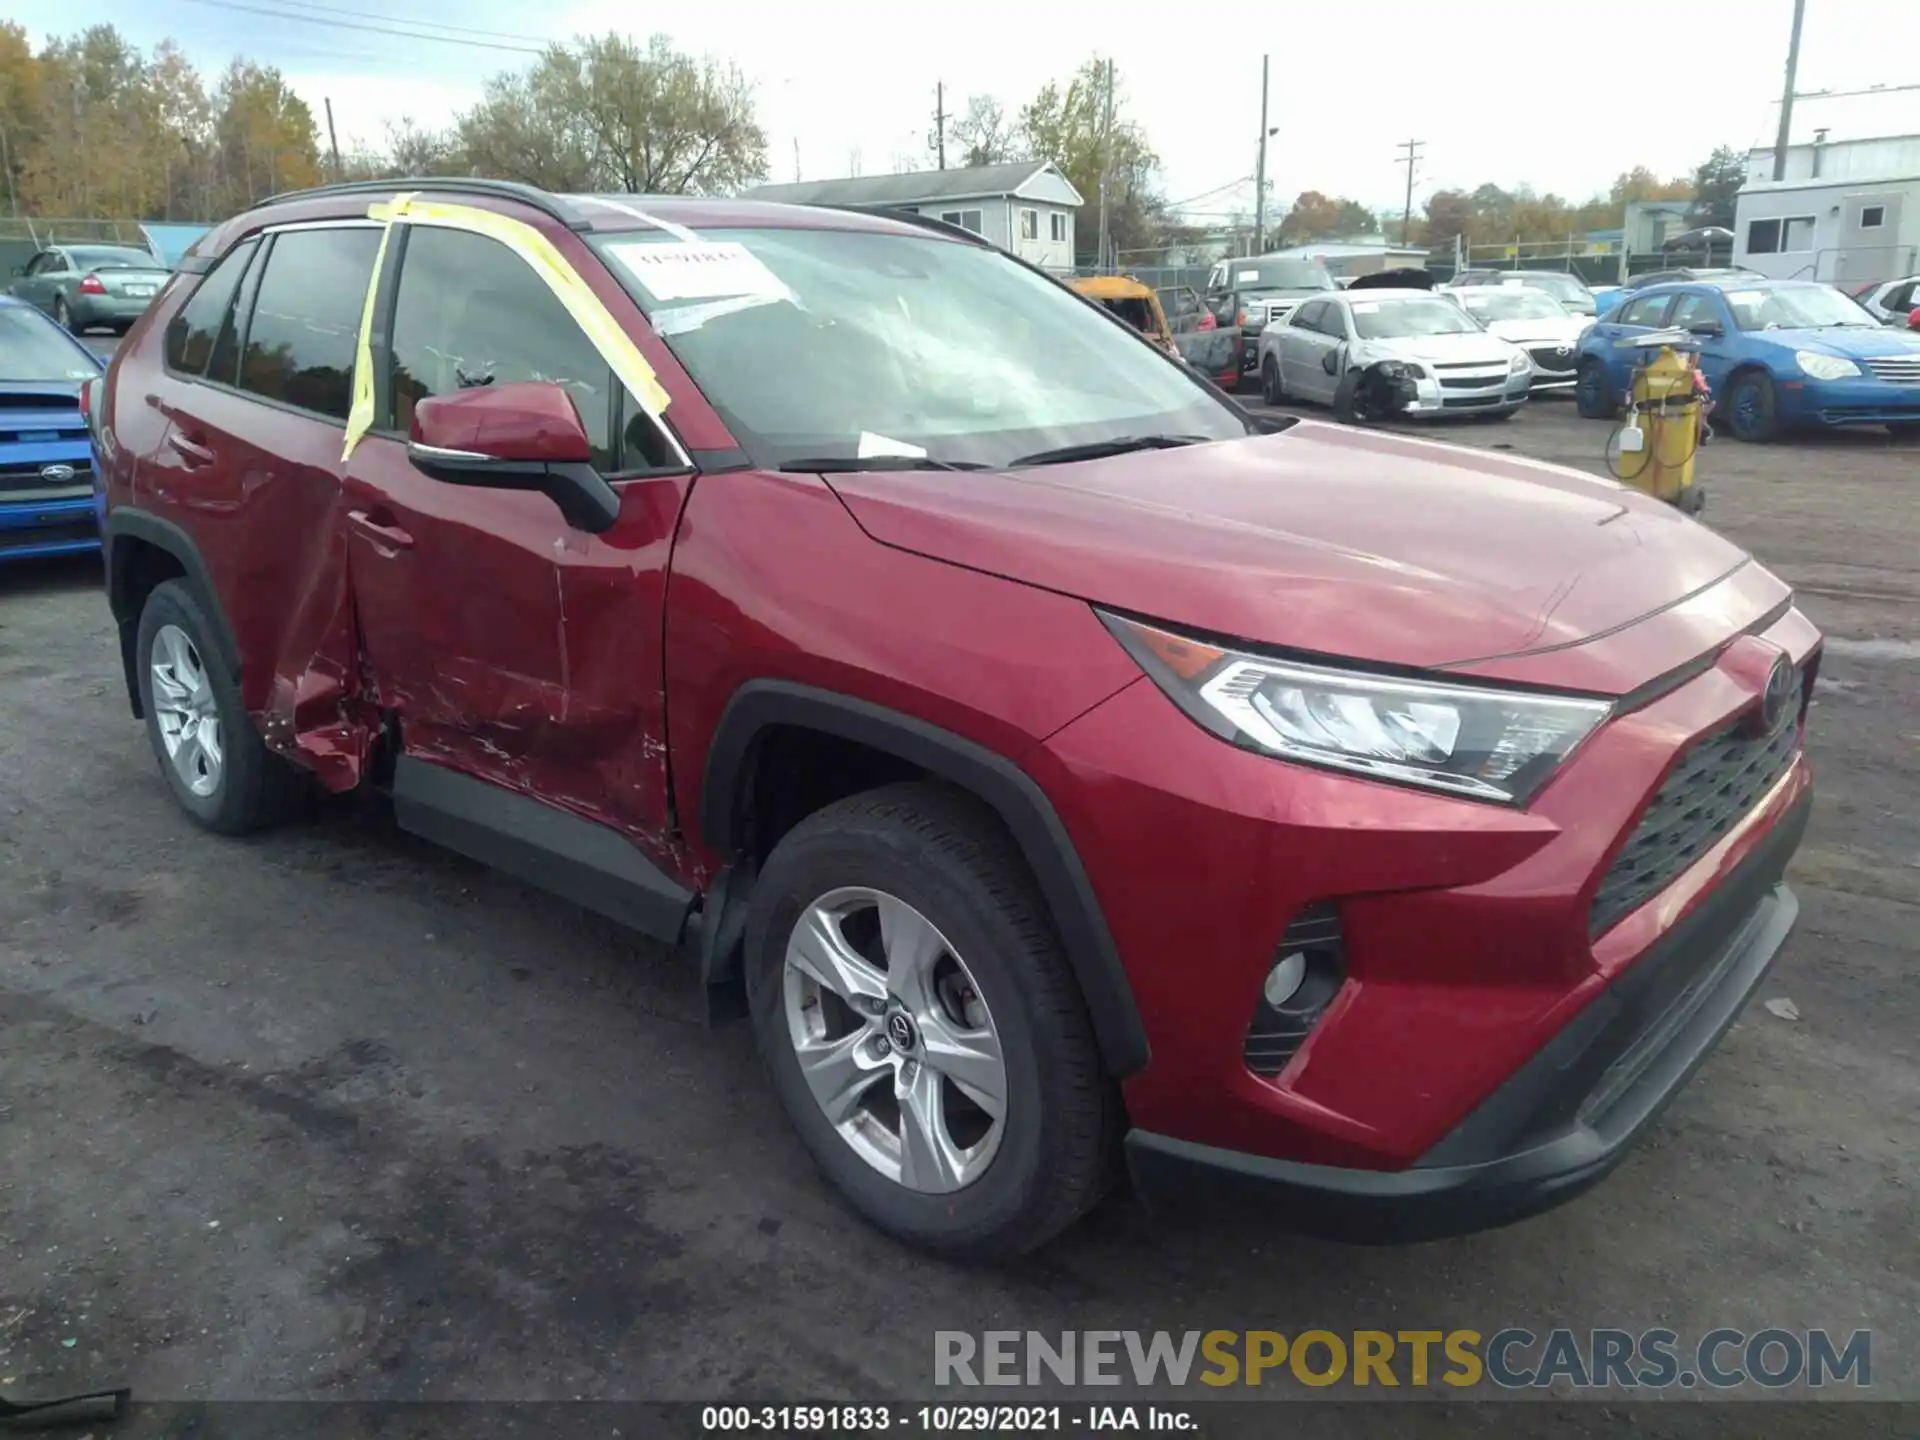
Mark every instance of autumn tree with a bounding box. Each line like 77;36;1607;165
1689;145;1747;227
0;22;45;214
209;60;321;214
1274;191;1376;246
1018;56;1165;264
1609;165;1693;206
941;94;1018;168
460;34;765;195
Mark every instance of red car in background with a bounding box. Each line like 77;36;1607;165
92;179;1817;1257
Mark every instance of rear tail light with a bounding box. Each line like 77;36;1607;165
78;273;107;295
1243;903;1346;1077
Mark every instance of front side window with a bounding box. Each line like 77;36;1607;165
1666;292;1722;330
236;226;382;422
386;225;672;474
165;238;258;376
1349;296;1479;340
29;252;66;276
1291;301;1325;333
595;226;1250;469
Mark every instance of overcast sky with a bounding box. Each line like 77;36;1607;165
16;0;1920;217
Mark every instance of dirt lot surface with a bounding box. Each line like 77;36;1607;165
1;396;1915;1433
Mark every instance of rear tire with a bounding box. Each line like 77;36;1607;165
54;297;79;334
1723;371;1779;443
136;580;308;835
1575;359;1615;419
745;782;1113;1259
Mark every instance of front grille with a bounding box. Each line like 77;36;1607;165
1864;357;1920;384
1589;670;1804;938
1243;904;1345;1076
1263;302;1297;325
1439;371;1505;388
0;461;91;497
0;519;98;551
1529;345;1577;374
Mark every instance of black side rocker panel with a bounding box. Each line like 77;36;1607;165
103;508;242;717
699;680;1151;1079
393;756;695;944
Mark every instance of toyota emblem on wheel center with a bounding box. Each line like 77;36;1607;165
886;1012;918;1052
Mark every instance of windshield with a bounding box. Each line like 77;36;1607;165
1726;284;1879;330
0;306;98;380
67;246;159;271
1351;296;1482;339
1458;289;1568;321
1225;259;1335;292
1498;272;1588;302
596;227;1249;469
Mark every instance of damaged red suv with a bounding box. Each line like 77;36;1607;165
93;180;1817;1258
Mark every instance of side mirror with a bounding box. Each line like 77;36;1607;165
407;381;620;534
1687;320;1723;337
1321;348;1341;376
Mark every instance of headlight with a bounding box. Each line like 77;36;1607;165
1795;351;1860;380
1102;613;1612;805
1509;350;1531;373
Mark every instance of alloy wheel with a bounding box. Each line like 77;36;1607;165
782;885;1007;1194
149;623;225;798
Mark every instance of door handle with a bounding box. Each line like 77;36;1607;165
347;508;415;552
166;430;215;468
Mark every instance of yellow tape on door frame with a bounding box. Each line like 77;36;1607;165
341;193;672;461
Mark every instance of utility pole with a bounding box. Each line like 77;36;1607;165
935;82;946;170
324;97;342;180
1771;0;1808;180
792;137;801;182
1096;57;1115;270
1253;55;1270;251
1396;138;1424;244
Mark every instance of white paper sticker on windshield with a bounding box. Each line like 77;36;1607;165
1236;269;1259;283
857;431;927;459
605;240;789;302
1351;301;1381;314
1726;291;1765;306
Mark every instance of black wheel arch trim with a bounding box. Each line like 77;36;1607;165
104;508;241;718
699;680;1151;1078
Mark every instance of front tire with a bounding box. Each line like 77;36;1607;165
136;580;307;834
1723;371;1779;442
745;783;1113;1259
1260;353;1285;406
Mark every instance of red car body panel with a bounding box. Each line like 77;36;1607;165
97;186;1819;1241
823;422;1756;676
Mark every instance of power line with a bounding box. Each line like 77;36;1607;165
179;0;547;53
1167;175;1254;209
256;0;547;41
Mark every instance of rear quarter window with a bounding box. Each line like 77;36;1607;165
164;239;259;377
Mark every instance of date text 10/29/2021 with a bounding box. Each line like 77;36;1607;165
702;1406;1195;1431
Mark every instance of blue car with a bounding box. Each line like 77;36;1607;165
1573;277;1920;441
0;295;104;562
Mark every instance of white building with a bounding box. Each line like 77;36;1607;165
746;161;1083;275
1732;133;1920;283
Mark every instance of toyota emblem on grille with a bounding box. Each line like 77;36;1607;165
1749;654;1795;736
39;463;77;482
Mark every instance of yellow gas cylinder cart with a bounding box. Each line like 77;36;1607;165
1606;328;1711;515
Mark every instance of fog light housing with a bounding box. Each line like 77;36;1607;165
1243;903;1347;1077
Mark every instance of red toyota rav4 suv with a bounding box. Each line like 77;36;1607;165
93;180;1818;1259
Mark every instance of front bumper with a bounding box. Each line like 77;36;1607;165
1397;368;1532;415
0;494;101;561
1786;376;1920;427
1126;793;1807;1241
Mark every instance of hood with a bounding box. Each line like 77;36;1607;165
824;422;1760;692
1362;331;1516;365
1482;316;1588;346
1759;326;1920;360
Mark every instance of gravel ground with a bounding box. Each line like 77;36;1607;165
1;396;1915;1433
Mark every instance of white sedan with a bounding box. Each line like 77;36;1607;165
1448;286;1590;390
1255;289;1533;418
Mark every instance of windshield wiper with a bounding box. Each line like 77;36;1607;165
777;455;988;473
1009;434;1206;468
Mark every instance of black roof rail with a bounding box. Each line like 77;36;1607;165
256;177;596;232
